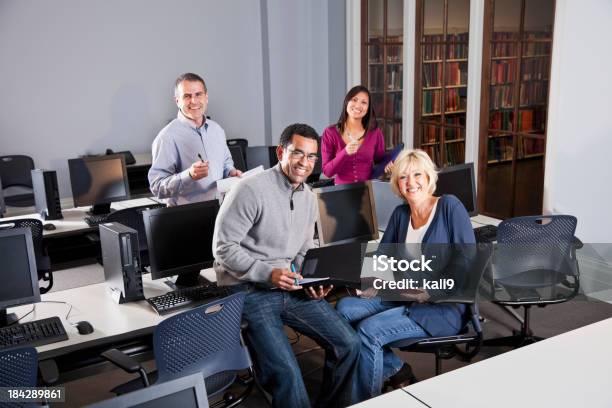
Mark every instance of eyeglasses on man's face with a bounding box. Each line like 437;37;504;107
286;148;318;163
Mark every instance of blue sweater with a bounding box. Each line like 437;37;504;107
381;195;475;245
381;195;475;336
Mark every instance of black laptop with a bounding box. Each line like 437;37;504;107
298;242;364;288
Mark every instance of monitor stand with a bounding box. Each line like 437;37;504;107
164;271;209;290
88;203;112;216
0;309;19;328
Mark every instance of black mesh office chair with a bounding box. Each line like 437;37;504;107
102;293;254;408
0;218;53;293
388;244;492;377
483;215;580;347
104;203;165;267
0;346;39;408
0;155;35;207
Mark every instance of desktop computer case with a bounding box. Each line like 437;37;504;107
100;223;145;304
31;169;63;220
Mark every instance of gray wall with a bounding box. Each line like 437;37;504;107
0;0;345;197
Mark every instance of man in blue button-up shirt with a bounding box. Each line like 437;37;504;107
148;73;242;206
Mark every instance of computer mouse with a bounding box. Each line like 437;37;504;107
76;321;94;335
43;223;56;231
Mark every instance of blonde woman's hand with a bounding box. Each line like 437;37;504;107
384;161;394;174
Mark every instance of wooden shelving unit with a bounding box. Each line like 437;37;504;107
361;0;404;149
414;0;470;168
478;0;555;219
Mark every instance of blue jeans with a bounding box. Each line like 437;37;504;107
235;286;360;408
336;296;427;403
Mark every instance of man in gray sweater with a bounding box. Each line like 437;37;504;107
213;123;359;408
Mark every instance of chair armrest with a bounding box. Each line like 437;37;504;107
101;348;142;374
39;359;59;384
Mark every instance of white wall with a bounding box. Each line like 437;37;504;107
544;0;612;244
0;0;342;198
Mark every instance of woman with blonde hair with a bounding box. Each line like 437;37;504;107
336;148;475;403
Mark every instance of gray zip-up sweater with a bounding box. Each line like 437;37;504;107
213;164;318;286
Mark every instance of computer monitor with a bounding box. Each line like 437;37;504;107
228;145;247;172
0;176;5;217
85;372;208;408
143;200;219;287
246;146;273;170
313;181;379;245
0;228;40;327
268;146;279;167
371;180;404;232
68;154;130;215
435;162;477;216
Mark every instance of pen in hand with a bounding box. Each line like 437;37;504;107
197;153;206;163
291;263;299;287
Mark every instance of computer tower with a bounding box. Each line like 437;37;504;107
31;169;63;220
100;223;145;304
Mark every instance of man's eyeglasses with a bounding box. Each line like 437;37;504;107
286;148;318;163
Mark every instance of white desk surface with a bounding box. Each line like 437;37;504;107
351;388;426;407
404;317;612;408
0;197;160;236
9;265;217;358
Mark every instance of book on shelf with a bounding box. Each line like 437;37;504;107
422;90;441;115
487;136;514;162
423;63;442;88
388;65;403;90
518;135;545;157
445;141;465;166
446;62;467;86
489;84;514;109
491;60;517;85
421;124;439;144
384;93;403;118
445;88;467;112
383;121;402;149
387;45;403;63
519;82;548;106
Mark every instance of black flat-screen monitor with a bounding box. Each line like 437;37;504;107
371;180;404;232
143;200;219;287
228;145;247;172
68;154;130;215
313;181;379;245
0;176;5;217
246;146;274;170
0;228;40;327
435;162;477;216
84;372;208;408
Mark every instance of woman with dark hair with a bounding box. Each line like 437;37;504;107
321;85;388;185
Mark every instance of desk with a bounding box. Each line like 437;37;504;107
0;197;160;269
351;388;426;407
404;317;612;408
9;265;216;383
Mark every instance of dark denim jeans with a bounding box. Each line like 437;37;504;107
336;296;427;403
232;285;360;408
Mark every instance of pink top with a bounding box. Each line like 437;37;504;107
321;125;386;185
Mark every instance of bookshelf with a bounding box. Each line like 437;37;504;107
478;0;555;219
414;0;470;168
361;0;404;150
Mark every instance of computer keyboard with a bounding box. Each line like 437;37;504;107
147;282;227;316
0;316;68;349
84;213;109;227
474;224;498;243
308;178;334;189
